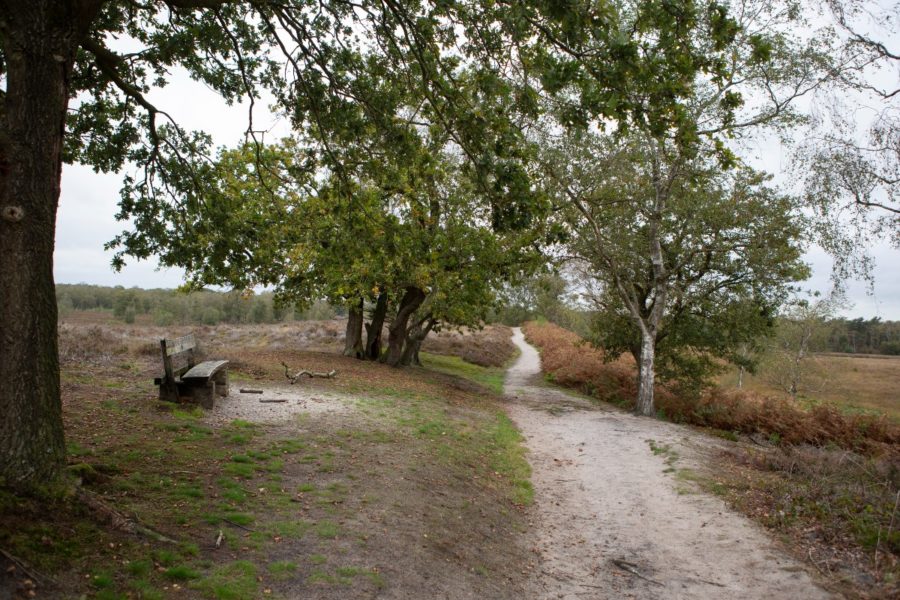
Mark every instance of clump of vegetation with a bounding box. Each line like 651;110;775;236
422;325;517;368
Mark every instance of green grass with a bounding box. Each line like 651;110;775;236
420;352;506;395
315;520;340;539
488;413;534;505
163;565;201;581
192;560;258;600
267;560;298;580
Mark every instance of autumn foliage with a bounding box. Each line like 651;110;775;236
522;321;900;453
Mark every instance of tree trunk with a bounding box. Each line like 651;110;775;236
364;292;388;360
343;298;364;358
0;1;98;490
634;329;656;416
382;287;426;367
400;315;435;367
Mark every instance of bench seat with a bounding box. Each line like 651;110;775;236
182;360;230;381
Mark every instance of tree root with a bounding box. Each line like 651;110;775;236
76;489;177;544
281;362;337;384
0;547;51;587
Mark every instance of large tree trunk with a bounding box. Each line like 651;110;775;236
400;315;435;367
364;292;388;360
343;298;364;358
0;1;98;490
634;328;656;417
382;287;426;367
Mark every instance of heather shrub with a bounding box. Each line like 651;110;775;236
423;325;517;367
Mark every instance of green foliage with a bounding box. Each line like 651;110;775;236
552;132;807;401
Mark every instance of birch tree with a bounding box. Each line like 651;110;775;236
547;133;808;415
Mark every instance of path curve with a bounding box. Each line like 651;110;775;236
505;327;832;600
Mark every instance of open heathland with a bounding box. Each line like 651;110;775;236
0;317;530;599
719;353;900;421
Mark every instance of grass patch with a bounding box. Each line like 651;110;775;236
420;353;506;395
223;462;255;479
192;560;257;600
315;520;340;539
163;564;200;581
487;414;533;505
267;560;297;580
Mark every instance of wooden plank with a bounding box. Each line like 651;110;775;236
163;334;196;356
182;360;229;381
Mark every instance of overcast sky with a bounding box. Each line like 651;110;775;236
55;56;900;321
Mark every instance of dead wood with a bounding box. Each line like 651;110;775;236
1;547;49;587
76;489;177;544
221;517;255;532
281;361;337;384
214;530;224;549
259;399;287;403
239;388;263;394
609;558;664;587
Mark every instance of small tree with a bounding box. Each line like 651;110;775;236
763;294;843;400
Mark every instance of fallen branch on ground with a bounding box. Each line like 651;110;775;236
1;548;49;587
239;388;263;394
610;558;664;587
281;362;337;384
259;399;287;403
214;530;224;549
221;517;255;532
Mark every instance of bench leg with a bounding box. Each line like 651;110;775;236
213;370;228;397
159;380;178;403
195;382;217;410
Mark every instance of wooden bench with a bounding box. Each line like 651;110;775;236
154;334;229;408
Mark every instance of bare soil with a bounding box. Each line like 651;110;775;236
506;328;834;599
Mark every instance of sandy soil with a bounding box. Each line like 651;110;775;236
205;383;352;425
505;327;833;600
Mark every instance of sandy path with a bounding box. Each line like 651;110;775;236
505;328;832;600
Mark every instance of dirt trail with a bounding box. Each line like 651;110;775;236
505;328;832;600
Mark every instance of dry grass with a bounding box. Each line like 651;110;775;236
719;354;900;421
522;320;900;453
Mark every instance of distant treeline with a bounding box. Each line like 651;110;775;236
56;283;342;325
823;317;900;355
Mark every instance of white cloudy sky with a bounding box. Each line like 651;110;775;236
55;55;900;320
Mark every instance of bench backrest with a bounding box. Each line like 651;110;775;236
160;334;197;382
